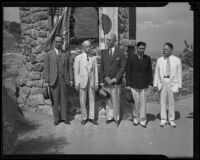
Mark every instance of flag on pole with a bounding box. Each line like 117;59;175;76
99;7;118;50
46;7;71;51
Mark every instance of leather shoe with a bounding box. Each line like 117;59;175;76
54;120;61;126
116;120;120;127
89;119;98;125
106;120;113;124
62;120;71;125
140;124;147;128
81;119;88;125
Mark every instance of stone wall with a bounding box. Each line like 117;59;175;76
18;7;131;110
19;7;49;110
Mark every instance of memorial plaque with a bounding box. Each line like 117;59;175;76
73;7;98;39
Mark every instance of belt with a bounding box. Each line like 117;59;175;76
164;76;170;78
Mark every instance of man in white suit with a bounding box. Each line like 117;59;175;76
154;42;182;128
74;40;99;125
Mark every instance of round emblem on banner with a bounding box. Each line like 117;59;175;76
102;14;112;35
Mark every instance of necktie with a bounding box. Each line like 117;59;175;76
166;58;171;76
109;48;112;56
87;54;89;61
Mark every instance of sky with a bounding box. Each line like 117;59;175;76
136;2;193;53
3;3;193;53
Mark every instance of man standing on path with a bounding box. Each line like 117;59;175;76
74;40;99;125
100;33;127;127
154;42;182;128
126;41;153;128
44;35;73;126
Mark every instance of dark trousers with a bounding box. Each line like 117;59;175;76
50;74;67;122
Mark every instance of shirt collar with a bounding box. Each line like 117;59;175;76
54;47;60;55
136;52;143;59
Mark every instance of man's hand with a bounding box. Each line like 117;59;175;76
153;86;158;91
125;86;131;90
44;82;49;87
110;78;117;84
75;85;80;91
105;77;112;85
95;85;99;91
178;88;182;92
100;83;104;88
70;81;73;87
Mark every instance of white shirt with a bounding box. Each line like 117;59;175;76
54;47;61;55
109;47;115;56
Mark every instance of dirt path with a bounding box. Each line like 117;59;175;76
13;94;193;157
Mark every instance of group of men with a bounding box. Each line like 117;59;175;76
44;33;182;128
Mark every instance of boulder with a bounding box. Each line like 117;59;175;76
25;94;45;107
32;79;44;88
33;63;43;72
36;105;53;115
30;87;43;95
36;51;47;63
28;71;41;80
19;86;31;98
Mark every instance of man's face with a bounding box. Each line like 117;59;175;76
83;41;91;54
137;45;146;55
163;45;172;57
106;35;116;48
54;36;63;50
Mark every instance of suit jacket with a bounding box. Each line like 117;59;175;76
100;47;127;85
44;48;73;86
126;53;153;89
73;52;98;89
153;55;182;93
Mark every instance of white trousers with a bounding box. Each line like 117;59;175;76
79;81;95;120
160;78;175;122
103;85;121;121
130;88;148;123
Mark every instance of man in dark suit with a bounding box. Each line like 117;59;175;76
44;35;73;126
126;41;153;128
100;33;127;127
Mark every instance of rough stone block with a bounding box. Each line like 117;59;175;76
30;87;43;95
19;86;30;98
37;37;47;45
28;71;41;80
29;54;37;64
32;79;44;88
25;62;34;71
26;94;45;107
38;31;47;38
26;80;33;87
36;52;47;63
33;63;43;72
17;96;25;104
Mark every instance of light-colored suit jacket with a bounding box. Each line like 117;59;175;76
74;52;98;89
153;55;182;93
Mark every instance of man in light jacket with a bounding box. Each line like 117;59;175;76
74;40;99;125
154;42;182;128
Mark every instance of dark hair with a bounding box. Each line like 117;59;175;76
164;42;173;49
55;34;63;40
137;41;146;47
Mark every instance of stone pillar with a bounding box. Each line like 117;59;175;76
18;7;50;109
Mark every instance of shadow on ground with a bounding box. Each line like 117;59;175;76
17;120;41;134
13;136;69;154
185;112;193;119
156;111;181;120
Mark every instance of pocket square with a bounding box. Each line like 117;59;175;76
116;58;120;60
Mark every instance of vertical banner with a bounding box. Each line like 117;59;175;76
46;7;71;51
99;7;118;50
